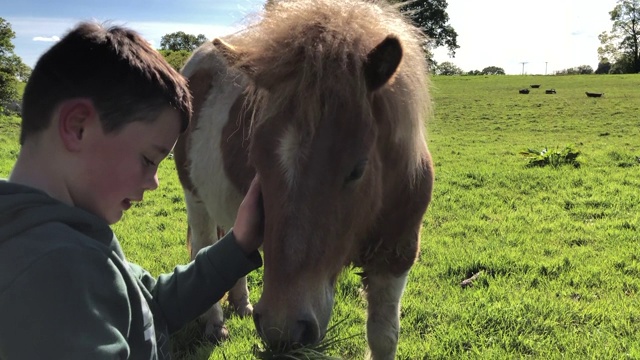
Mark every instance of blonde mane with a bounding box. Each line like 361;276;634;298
229;0;431;181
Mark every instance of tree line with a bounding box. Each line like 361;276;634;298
2;0;639;109
158;0;460;72
0;1;458;110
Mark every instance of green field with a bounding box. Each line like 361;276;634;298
1;74;639;359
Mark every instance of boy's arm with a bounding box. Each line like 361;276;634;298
140;231;262;333
0;247;132;359
138;175;264;333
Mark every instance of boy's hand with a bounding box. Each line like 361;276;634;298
232;175;264;254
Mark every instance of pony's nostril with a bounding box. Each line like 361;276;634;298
297;319;321;345
253;311;321;348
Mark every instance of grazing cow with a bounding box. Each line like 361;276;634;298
519;89;530;94
174;0;434;358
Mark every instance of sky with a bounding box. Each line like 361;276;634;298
4;0;619;75
432;0;618;74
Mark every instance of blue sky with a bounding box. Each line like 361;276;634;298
5;0;265;69
5;0;619;75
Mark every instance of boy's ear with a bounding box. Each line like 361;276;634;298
58;99;98;152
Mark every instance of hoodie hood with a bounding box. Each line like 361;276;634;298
0;180;114;246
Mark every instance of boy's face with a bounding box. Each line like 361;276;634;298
72;107;182;224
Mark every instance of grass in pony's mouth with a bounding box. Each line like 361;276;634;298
252;320;361;360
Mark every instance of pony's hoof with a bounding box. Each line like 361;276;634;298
233;303;254;318
204;323;229;344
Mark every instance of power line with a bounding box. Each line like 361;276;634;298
520;62;528;75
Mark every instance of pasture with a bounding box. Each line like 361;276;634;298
1;74;639;359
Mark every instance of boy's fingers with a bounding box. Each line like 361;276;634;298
248;174;260;194
240;175;260;206
245;174;261;204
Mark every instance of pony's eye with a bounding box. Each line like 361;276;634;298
345;160;368;183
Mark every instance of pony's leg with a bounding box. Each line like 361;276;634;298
217;228;252;317
363;271;409;360
184;191;228;342
228;276;252;317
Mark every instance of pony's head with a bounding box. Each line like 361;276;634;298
216;0;429;348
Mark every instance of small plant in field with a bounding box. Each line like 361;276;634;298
520;145;580;168
253;320;360;360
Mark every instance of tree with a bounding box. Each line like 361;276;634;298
158;49;192;72
597;31;621;64
395;0;458;55
599;0;640;73
15;62;31;82
0;18;30;111
384;0;458;65
595;61;612;74
158;32;207;72
481;66;505;75
576;65;594;74
435;61;462;75
160;32;208;52
554;65;594;75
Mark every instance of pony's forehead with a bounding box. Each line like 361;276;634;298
249;80;370;136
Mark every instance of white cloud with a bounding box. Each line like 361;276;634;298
7;16;241;68
33;36;60;42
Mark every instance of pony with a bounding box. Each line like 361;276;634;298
174;0;434;358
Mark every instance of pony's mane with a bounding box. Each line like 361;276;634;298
229;0;431;181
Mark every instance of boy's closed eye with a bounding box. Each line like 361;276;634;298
143;156;157;167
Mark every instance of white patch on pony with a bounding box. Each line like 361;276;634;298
183;41;249;233
365;271;409;360
180;40;253;336
277;125;301;188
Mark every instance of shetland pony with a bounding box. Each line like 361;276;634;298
174;0;434;358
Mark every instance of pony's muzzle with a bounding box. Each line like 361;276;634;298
253;309;322;348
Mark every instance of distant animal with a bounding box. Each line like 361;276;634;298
586;92;604;98
519;89;530;94
545;89;556;94
173;0;434;358
530;84;541;88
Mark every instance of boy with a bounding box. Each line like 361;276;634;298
0;22;264;359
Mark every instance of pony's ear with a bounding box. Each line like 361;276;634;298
364;35;403;91
212;38;254;76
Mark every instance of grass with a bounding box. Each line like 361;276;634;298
253;320;360;360
1;74;640;359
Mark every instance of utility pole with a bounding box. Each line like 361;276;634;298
520;62;528;75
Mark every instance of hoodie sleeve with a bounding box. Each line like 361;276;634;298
0;246;132;360
137;230;262;333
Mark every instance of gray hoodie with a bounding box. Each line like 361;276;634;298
0;180;261;359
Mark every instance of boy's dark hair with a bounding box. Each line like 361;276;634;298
20;22;192;145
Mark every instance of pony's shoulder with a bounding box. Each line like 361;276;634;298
181;39;234;78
